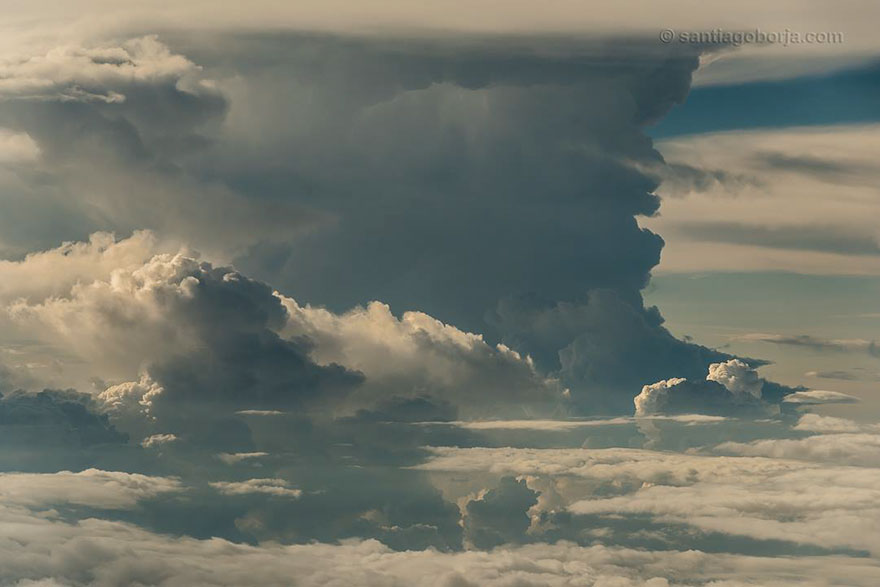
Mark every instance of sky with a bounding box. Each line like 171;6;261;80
0;1;878;585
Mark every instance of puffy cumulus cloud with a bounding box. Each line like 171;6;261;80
706;359;762;399
0;230;167;304
0;468;181;509
1;232;569;443
7;248;361;436
633;360;771;417
634;378;687;416
209;478;302;498
280;297;564;418
1;499;878;587
463;476;538;549
782;390;861;405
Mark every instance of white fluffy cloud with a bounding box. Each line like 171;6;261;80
633;378;687;416
706;359;763;399
0;230;163;303
280;296;563;417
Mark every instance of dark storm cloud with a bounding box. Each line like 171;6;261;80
0;388;130;472
489;290;728;412
84;255;364;450
0;388;125;446
464;476;538;548
154;32;741;413
678;221;880;256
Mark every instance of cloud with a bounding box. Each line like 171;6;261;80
6;246;362;447
0;388;126;448
734;333;880;357
793;413;872;433
633;360;770;417
782;390;861;404
418;444;880;555
0;32;803;416
215;452;268;465
0;36;325;259
715;433;880;467
280;297;563;418
0;468;181;509
141;433;178;448
488;291;730;413
0;35;201;102
706;359;763;399
0;128;39;162
210;478;302;498
463;476;538;549
2;504;879;586
645;125;880;275
805;369;861;381
676;222;880;256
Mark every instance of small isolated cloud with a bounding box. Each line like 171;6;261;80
141;433;178;448
805;369;861;381
706;358;763;398
782;390;860;405
216;452;269;465
210;478;302;498
734;333;880;357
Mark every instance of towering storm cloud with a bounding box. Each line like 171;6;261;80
0;32;736;413
0;4;877;584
